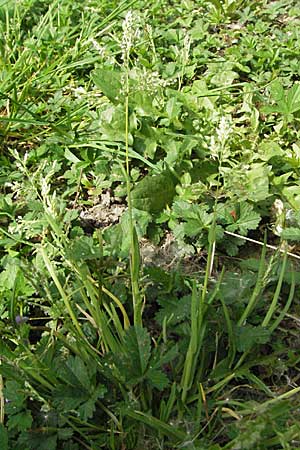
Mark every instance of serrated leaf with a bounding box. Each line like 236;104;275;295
54;356;96;394
227;203;260;235
269;79;285;102
113;326;152;385
183;219;201;237
22;432;58;450
281;227;300;241
65;356;90;388
147;368;169;390
7;411;33;432
57;428;74;441
234;325;271;352
155;295;191;326
53;385;87;411
4;381;26;413
78;385;106;421
131;171;176;213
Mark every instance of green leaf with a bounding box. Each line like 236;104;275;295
53;385;88;411
269;79;285;102
113;326;152;384
125;410;186;441
65;236;101;261
218;271;256;305
227;203;261;235
78;385;107;421
282;185;300;209
7;411;33;432
234;325;271;352
286;83;300;113
131;171;176;214
245;164;271;202
4;381;26;413
92;68;123;104
64;148;81;163
57;428;74;441
22;432;58;450
124;326;151;375
147;368;169;390
0;424;8;450
155;295;191;326
257;140;284;161
281;227;300;241
166;97;182;121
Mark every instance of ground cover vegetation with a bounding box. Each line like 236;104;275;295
1;0;300;448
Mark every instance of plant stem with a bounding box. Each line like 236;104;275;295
124;54;142;326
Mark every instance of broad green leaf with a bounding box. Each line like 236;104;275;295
264;82;300;117
92;68;123;104
65;236;101;261
64;148;81;163
0;425;8;450
65;356;91;389
131;171;176;214
211;69;238;86
257;141;284;161
124;326;151;375
166;97;182;121
0;261;20;291
282;185;300;209
286;83;300;113
172;201;211;224
57;428;74;441
218;271;256;305
268;78;285;102
245;164;271;202
234;325;271;352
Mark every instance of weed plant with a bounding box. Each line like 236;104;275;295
1;1;300;449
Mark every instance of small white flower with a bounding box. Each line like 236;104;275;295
216;116;232;143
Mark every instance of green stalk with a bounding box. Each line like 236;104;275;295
219;296;236;368
262;250;287;327
238;238;267;326
125;410;186;441
40;246;85;340
181;281;199;402
269;270;295;333
0;363;4;424
124;51;142;327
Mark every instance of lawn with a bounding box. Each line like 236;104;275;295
1;0;300;449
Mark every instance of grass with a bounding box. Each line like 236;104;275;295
1;0;300;449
